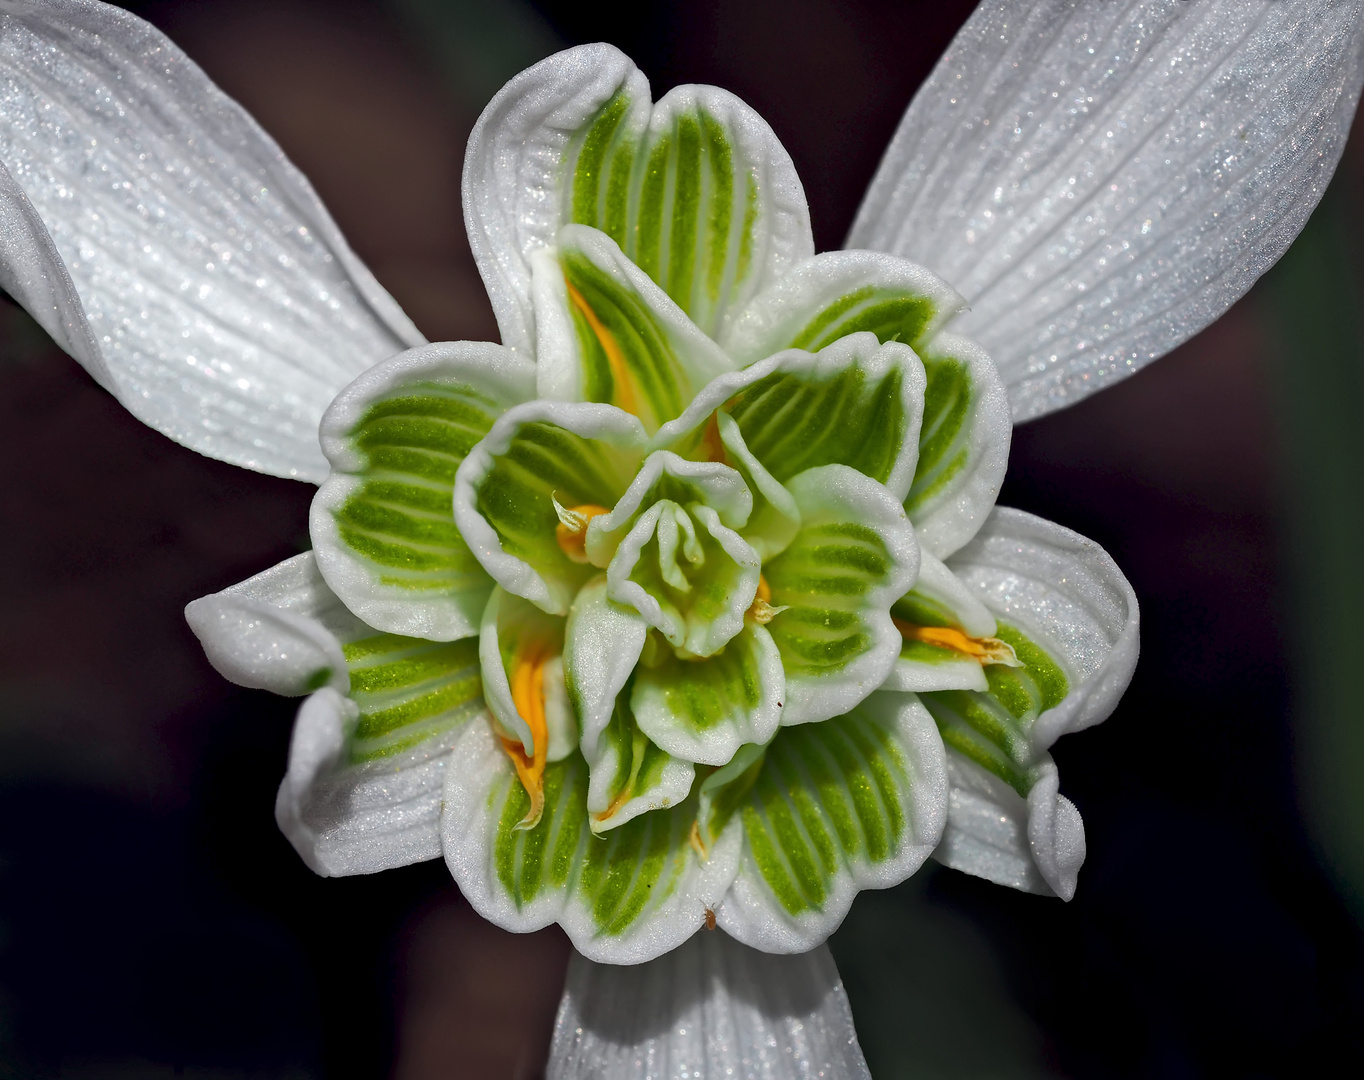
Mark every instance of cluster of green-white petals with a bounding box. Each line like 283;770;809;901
180;40;1141;965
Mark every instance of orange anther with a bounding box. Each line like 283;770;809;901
497;642;552;830
893;619;1021;667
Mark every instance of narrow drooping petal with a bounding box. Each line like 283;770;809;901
453;401;648;614
721;249;964;365
761;465;919;726
311;342;536;641
548;933;870;1080
921;508;1139;899
464;42;812;354
0;0;424;480
533;225;735;430
441;720;743;964
849;0;1364;420
582;687;696;835
715;692;947;953
187;555;487;876
724;334;926;502
563;576;695;833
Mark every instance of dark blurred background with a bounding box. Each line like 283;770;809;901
3;1;1364;1077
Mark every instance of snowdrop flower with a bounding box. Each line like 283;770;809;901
2;1;1360;1076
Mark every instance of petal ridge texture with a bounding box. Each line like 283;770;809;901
0;0;423;479
850;0;1364;420
548;932;870;1079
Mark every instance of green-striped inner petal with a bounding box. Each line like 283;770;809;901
343;633;483;762
763;521;893;678
334;384;498;591
919;623;1069;796
566;93;762;338
494;752;591;907
490;751;698;935
563;249;691;430
475;420;638;601
787;286;938;353
727;364;907;487
905;354;972;517
740;706;909;915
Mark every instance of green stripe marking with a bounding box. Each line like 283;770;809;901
920;622;1070;796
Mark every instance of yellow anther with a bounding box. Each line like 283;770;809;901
688;819;710;861
553;495;609;564
747;575;787;624
894;619;1023;667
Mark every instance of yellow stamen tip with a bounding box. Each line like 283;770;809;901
552;497;609;564
894;619;1023;667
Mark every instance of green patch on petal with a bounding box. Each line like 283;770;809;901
489;748;704;937
905;354;972;516
562;248;696;431
631;624;785;765
763;522;891;678
725;337;923;499
329;384;498;594
493;752;591;907
920;623;1070;797
788;285;938;353
564;88;802;339
469;411;645;613
343;633;484;762
738;704;908;915
585;676;696;834
760;465;917;725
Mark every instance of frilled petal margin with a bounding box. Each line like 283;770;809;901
310;341;537;642
850;0;1364;421
463;42;812;355
929;507;1139;899
0;0;423;480
186;554;486;876
548;932;869;1080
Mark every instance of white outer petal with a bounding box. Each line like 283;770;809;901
184;551;366;696
0;0;424;480
276;687;453;877
548;933;869;1080
849;0;1364;421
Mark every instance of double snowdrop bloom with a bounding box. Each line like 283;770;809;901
2;0;1360;1075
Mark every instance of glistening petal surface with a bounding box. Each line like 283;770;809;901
548;934;870;1079
849;0;1364;420
0;0;424;480
923;508;1139;899
186;555;486;876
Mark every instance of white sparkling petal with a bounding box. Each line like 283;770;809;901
184;551;366;696
276;687;455;877
548;933;869;1080
0;1;423;480
849;0;1364;421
